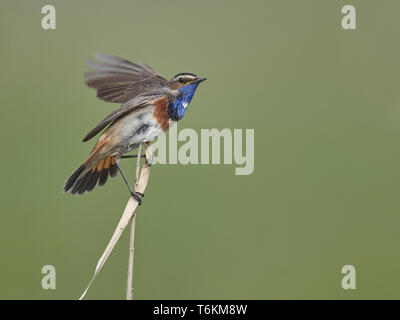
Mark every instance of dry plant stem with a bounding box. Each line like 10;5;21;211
79;143;152;300
126;218;136;300
126;143;142;300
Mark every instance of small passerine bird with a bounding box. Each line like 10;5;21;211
63;54;206;204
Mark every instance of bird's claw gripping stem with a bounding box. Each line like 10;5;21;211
130;191;143;205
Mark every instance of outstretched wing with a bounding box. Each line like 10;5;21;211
82;92;167;142
85;53;168;103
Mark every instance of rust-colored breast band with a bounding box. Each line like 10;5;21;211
153;96;170;131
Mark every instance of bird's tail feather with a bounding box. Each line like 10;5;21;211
64;155;118;195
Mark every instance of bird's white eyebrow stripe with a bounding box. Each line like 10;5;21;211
172;74;197;82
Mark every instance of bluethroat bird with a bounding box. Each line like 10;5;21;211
63;54;206;204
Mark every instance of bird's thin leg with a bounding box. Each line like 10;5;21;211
116;162;143;204
121;155;138;159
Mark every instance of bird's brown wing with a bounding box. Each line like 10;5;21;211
85;53;168;103
82;93;167;142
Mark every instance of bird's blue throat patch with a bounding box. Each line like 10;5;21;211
168;83;199;121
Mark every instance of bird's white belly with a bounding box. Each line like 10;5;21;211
116;107;164;151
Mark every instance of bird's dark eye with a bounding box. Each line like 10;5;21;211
178;77;184;83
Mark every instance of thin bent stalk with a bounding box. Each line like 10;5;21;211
79;143;152;300
126;143;142;300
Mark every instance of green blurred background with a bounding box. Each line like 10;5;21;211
0;0;400;299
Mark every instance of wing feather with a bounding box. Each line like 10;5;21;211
85;53;168;103
82;93;167;142
94;53;157;75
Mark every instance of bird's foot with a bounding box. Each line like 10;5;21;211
130;191;143;205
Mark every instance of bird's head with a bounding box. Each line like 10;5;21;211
168;73;206;120
169;73;206;89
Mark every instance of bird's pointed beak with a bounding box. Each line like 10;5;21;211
192;77;207;84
